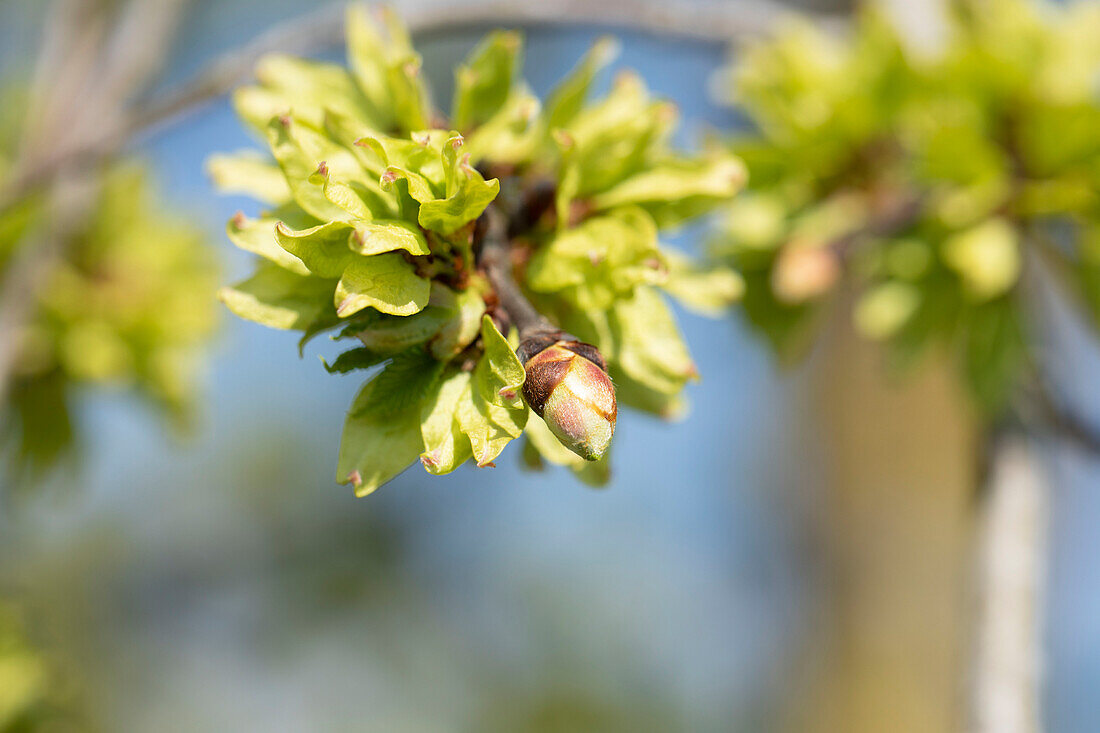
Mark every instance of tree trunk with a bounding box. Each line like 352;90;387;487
788;316;977;733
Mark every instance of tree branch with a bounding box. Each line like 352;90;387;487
478;204;553;340
1016;374;1100;457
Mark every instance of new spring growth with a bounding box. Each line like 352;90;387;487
518;332;617;461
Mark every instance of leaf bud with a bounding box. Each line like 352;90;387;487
518;333;616;461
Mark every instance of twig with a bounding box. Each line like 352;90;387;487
1016;371;1100;457
478;204;551;340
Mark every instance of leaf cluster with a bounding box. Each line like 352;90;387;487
717;0;1100;412
214;6;745;494
1;164;219;475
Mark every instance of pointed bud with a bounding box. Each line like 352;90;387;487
519;335;616;461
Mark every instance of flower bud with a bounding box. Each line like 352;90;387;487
519;335;617;461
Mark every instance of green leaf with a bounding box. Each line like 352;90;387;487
475;315;525;408
941;218;1021;300
227;214;310;276
660;249;744;316
382;144;501;235
367;348;447;416
853;280;921;339
231;85;290;135
527;208;665;310
334;252;430;317
419;369;475;475
275;220;356;278
449;317;529;467
611;286;696;395
6;370;75;474
348;219;430;256
219;261;336;330
543;36;619;132
354;306;454;353
321;347;389;374
428;286;486;359
561;73;672;196
464;86;542;165
275;219;430;280
452;31;523;131
960;300;1026;412
590;155;748;226
337;350;444;495
207;151;291;205
254;53;380;130
266;117;383;222
345;5;430;133
455;384;528;468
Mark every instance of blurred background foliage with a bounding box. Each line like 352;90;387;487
0;162;218;478
2;1;1100;733
716;0;1100;415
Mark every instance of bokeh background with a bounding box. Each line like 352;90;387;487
2;1;1100;731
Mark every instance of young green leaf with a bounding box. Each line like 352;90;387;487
220;261;336;330
207;151;291;205
337;350;444;495
452;30;523;132
355;306;454;353
419;369;475;474
334;252;430;317
227;214;310;276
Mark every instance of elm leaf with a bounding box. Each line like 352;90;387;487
337;350;443;496
321;347;389;374
611;286;696;395
207;151;291;205
452;30;523;132
419;370;475;475
276;221;356;278
334;252;430;317
591;156;748;226
355;307;454;353
660;249;745;316
219;261;336;331
227;214;310;276
348;220;430;256
254;54;379;129
475;315;526;408
543;36;619;132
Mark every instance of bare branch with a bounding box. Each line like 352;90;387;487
1017;375;1100;457
479;204;549;339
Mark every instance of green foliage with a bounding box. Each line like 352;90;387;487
0;600;52;732
1;164;219;477
213;5;744;494
716;0;1100;412
0;594;93;731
